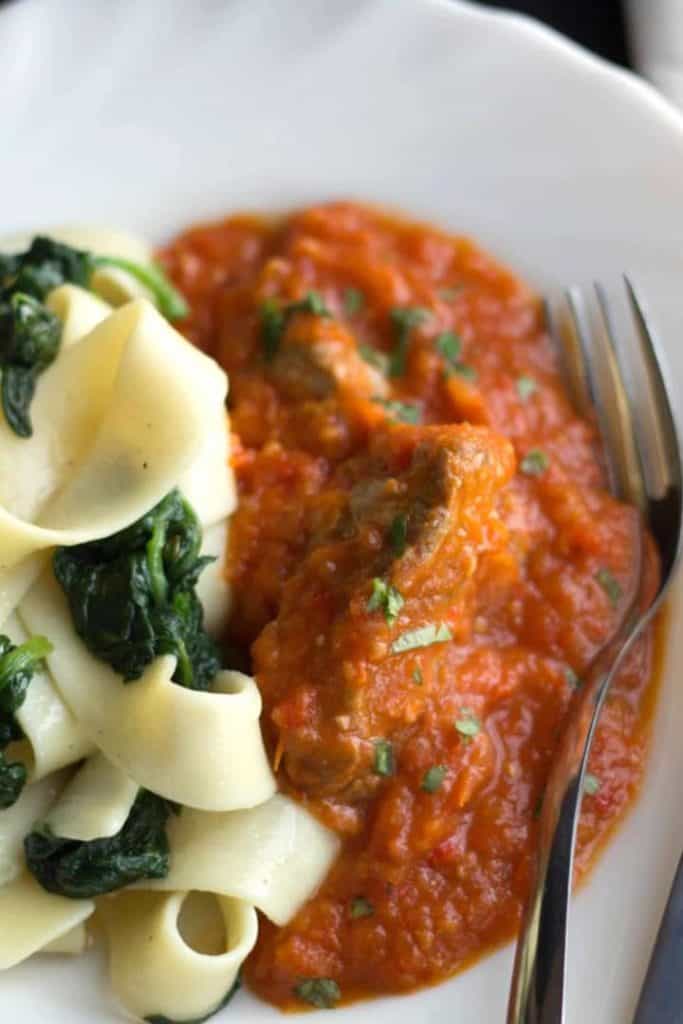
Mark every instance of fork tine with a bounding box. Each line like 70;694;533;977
623;277;683;497
565;286;635;504
592;283;647;514
543;298;591;416
623;276;683;575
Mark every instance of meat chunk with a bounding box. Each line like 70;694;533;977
269;316;388;402
254;422;516;798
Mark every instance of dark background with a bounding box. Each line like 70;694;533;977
0;1;635;69
480;0;631;67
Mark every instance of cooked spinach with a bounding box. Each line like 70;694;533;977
0;236;188;438
0;292;61;437
24;789;173;898
0;633;53;809
145;976;242;1024
0;236;188;319
53;489;220;690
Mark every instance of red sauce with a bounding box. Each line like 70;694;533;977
160;202;660;1010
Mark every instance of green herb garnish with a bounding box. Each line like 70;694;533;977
595;568;622;608
372;398;421;424
25;790;174;898
294;978;341;1010
421;765;447;793
564;666;581;689
454;710;481;742
517;375;537;401
359;344;389;375
53;489;219;690
0;633;52;809
367;578;404;624
449;362;477;382
260;290;331;360
583;773;601;796
343;287;364;316
390;623;452;654
389;513;408;558
412;667;423;686
435;330;462;365
350;896;374;919
520;449;549;477
373;739;395;776
388;306;431;377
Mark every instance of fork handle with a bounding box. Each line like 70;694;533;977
633;853;683;1024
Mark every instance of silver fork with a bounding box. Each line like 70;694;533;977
506;278;683;1024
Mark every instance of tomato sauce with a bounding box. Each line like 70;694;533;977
160;203;660;1010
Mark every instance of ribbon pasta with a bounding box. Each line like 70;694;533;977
0;227;339;1021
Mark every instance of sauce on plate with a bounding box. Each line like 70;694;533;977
160;202;660;1009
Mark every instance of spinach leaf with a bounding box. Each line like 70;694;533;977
0;633;53;809
145;976;241;1024
24;789;173;898
53;489;220;690
0;237;187;439
91;255;189;321
5;236;94;299
1;236;187;319
0;293;61;437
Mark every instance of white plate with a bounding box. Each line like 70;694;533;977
2;1;683;1021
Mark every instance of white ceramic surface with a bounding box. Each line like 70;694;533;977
2;1;683;1021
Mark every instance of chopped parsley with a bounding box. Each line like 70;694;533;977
412;667;423;686
390;623;452;654
294;978;341;1010
388;306;431;377
436;329;477;382
373;739;395;776
260;290;331;360
421;765;447;792
564;665;581;689
445;361;477;383
517;375;538;401
595;568;622;608
359;344;389;375
438;285;464;301
584;773;601;796
454;710;481;742
343;287;364;316
389;513;408;558
520;449;549;477
435;330;462;365
367;578;404;624
373;398;421;424
350;896;374;919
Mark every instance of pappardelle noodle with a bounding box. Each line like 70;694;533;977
0;227;338;1023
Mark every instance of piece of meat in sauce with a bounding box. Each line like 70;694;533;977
253;422;516;799
268;314;388;402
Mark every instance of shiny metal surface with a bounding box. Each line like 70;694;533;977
507;279;683;1024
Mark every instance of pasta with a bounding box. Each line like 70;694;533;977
0;873;93;970
5;613;94;782
0;226;338;1022
21;574;276;812
100;892;255;1022
141;793;340;926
